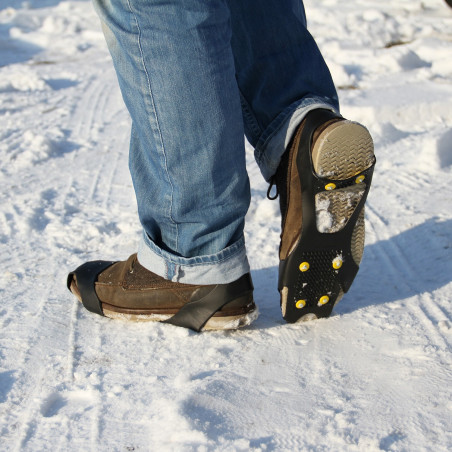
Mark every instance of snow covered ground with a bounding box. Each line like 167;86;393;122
0;0;451;450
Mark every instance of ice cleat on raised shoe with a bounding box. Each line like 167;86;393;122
270;109;375;323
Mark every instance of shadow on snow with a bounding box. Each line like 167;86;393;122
250;216;452;326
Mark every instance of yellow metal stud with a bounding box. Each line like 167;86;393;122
332;256;343;270
318;295;330;306
355;175;365;184
325;183;336;191
299;262;310;272
296;299;306;309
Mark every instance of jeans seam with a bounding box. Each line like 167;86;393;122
238;89;262;144
126;0;179;252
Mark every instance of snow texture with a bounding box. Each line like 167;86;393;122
0;0;451;451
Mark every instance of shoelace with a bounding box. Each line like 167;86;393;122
266;176;279;200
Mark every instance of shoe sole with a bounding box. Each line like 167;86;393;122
70;280;258;331
279;112;375;323
102;305;259;331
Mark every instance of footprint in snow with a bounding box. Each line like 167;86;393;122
40;390;95;418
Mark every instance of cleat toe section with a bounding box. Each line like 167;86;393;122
318;295;330;306
295;299;306;309
281;249;346;322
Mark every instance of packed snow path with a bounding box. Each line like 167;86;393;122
0;1;451;450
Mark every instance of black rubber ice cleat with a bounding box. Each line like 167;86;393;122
277;109;376;323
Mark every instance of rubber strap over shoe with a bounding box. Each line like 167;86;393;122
68;261;253;332
67;260;116;315
164;273;254;332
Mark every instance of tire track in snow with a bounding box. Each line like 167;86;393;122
89;322;102;452
7;272;68;450
0;200;56;445
72;75;105;143
66;299;80;382
410;294;451;354
365;206;451;355
1;59;120;452
11;295;100;451
70;75;111;201
100;143;121;210
231;323;338;449
72;73;128;207
424;299;452;334
64;66;132;448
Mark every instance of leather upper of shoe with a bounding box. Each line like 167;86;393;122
274;117;339;260
71;253;253;313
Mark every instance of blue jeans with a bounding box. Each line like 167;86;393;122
92;0;339;284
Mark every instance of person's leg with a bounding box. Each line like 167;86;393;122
66;0;258;331
93;0;250;284
227;0;375;322
227;0;339;180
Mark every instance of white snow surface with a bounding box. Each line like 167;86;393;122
1;0;451;450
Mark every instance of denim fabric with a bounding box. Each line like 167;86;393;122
92;0;338;284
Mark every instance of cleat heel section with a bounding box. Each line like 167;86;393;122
312;120;375;267
315;184;366;234
312;120;375;180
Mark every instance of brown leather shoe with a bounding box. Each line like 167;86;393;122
67;254;257;331
270;109;375;323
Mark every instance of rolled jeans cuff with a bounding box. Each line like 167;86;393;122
137;231;250;285
255;97;339;181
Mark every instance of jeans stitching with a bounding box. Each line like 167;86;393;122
126;0;179;252
238;89;262;144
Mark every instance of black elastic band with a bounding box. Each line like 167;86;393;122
164;273;253;332
67;260;116;315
